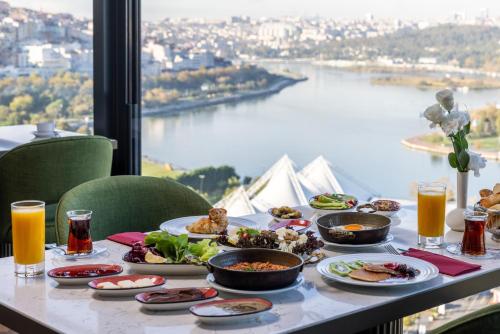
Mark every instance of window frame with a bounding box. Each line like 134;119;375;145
93;0;142;175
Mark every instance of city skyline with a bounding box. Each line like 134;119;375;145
6;0;500;21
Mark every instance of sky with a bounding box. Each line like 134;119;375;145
6;0;500;21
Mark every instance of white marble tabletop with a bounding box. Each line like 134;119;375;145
0;206;499;334
0;124;117;156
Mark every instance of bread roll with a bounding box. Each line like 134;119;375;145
480;193;500;208
493;183;500;194
480;189;493;198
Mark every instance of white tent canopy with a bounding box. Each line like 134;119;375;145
215;155;377;216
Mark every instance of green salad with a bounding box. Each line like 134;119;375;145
309;193;358;210
124;231;219;264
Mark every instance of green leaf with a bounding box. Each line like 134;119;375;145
464;122;471;134
448;153;458;168
144;231;162;245
457;150;470;171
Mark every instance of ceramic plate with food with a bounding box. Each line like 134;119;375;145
268;206;302;221
189;297;272;324
317;253;438;287
89;274;165;297
135;287;218;311
268;219;312;232
123;232;218;275
357;200;401;217
160;209;257;239
309;193;358;212
217;227;323;257
48;264;123;285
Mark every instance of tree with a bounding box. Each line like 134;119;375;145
9;95;34;113
45;99;64;118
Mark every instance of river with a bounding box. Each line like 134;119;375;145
142;62;500;201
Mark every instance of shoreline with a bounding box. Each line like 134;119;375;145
142;77;305;116
401;136;500;161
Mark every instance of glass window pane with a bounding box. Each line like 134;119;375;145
0;1;93;135
141;1;500;214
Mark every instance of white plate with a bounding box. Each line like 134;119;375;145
322;234;394;249
206;273;304;295
124;260;208;276
136;288;219;311
317;253;439;287
89;275;165;297
52;244;107;259
160;216;257;239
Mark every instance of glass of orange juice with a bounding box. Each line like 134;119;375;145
418;182;446;248
11;200;45;277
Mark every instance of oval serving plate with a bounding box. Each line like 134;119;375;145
136;287;218;311
159;216;257;240
123;257;208;276
48;264;123;285
89;274;165;297
189;297;272;325
317;253;439;287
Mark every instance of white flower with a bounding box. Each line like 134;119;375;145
440;111;470;136
467;150;487;177
422;103;446;128
436;89;454;111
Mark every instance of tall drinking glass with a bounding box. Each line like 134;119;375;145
418;182;446;248
11;200;45;277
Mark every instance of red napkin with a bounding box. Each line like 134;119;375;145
106;232;146;246
402;248;481;276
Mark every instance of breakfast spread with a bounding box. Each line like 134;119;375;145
187;208;229;234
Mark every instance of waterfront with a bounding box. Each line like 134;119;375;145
142;62;500;201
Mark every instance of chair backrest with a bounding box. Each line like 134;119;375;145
55;175;212;244
0;136;113;243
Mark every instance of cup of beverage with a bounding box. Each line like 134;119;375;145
418;182;446;248
66;210;93;255
461;210;488;256
11;200;45;277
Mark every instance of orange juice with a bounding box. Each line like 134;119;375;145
12;205;45;265
418;190;446;237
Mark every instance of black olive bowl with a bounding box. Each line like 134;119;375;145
316;212;391;244
207;249;304;291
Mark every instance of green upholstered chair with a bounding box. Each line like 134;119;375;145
0;136;113;253
429;304;500;334
55;175;212;244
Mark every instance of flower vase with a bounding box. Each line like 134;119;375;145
446;172;469;232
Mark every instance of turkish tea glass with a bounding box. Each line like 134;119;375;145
66;210;93;255
461;210;488;256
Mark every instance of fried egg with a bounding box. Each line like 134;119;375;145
338;224;370;231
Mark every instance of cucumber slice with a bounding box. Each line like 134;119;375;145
329;262;352;276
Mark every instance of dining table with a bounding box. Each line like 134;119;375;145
0;124;117;157
0;204;499;334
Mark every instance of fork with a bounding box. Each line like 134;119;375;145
384;244;400;255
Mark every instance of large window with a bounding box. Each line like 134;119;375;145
0;1;93;133
140;1;500;213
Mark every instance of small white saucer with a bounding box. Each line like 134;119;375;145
32;130;59;138
52;244;107;259
446;243;496;259
206;273;304;295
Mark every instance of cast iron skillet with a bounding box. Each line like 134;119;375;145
316;212;391;244
207;249;303;291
